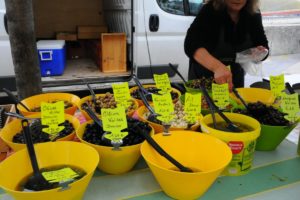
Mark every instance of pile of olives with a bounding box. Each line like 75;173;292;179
233;101;290;126
131;87;179;102
13;120;74;143
185;77;214;90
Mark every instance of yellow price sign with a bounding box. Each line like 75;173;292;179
270;74;285;98
41;101;65;135
153;73;171;93
212;83;229;108
281;93;300;122
152;93;174;123
112;82;131;108
184;93;201;123
102;107;128;142
42;167;79;183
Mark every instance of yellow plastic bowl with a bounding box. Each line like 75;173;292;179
136;106;202;133
78;94;139;120
76;120;154;174
201;113;261;176
229;88;275;105
17;93;80;116
129;84;181;107
141;131;232;200
0;113;80;152
0;141;99;200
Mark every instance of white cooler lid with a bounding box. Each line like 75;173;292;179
37;40;65;50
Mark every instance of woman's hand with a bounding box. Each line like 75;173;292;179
213;65;233;91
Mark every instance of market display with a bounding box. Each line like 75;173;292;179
30;100;73;112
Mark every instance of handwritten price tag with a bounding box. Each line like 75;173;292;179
153;73;171;93
280;93;300;122
42;167;79;183
184;93;201;123
152;93;174;123
102;107;128;142
112;82;131;108
212;83;229;108
41;101;65;135
270;74;285;98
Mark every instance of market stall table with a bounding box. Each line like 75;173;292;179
0;137;299;200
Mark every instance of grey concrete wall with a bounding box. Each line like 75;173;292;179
264;25;300;56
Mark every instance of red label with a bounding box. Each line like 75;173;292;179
228;141;244;154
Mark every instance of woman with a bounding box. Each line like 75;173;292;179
184;0;269;89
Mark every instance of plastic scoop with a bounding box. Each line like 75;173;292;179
201;85;242;133
285;82;296;94
232;87;249;110
21;119;53;191
132;74;161;96
135;124;192;173
85;83;101;113
168;63;187;84
2;88;30;112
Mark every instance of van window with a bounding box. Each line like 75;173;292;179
156;0;185;15
188;0;204;16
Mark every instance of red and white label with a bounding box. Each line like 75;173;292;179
228;141;244;154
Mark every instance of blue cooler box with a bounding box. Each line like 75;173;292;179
37;40;66;77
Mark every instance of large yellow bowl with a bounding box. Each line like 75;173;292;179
129;84;181;107
0;141;99;200
78;94;139;120
17;93;80;116
0;113;80;152
141;131;232;200
136;106;202;133
76;120;154;174
229;88;275;105
201;112;261;176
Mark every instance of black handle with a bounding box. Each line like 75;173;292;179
82;103;103;127
4;14;8;34
168;63;187;84
138;90;157;115
232;87;248;109
149;14;159;32
86;83;97;105
139;129;192;172
3;88;30;112
285;82;295;94
22;119;40;175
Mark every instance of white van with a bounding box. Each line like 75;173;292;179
1;0;299;92
0;0;205;91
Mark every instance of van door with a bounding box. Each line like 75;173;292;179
137;0;203;81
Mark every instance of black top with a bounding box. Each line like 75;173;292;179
184;2;269;60
184;2;269;87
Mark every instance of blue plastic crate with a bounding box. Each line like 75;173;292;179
37;40;66;77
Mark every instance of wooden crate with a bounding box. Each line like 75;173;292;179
0;104;15;153
101;33;127;73
56;32;77;41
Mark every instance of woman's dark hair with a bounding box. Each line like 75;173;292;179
208;0;260;14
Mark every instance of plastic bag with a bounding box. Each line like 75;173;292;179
236;47;269;76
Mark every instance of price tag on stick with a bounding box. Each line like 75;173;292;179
102;107;128;142
280;93;300;122
42;167;79;183
184;93;201;123
41;101;65;135
112;82;131;108
212;83;229;109
270;74;285;98
152;93;174;123
154;73;171;93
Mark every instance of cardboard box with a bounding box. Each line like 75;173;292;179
0;104;15;153
78;26;108;39
101;33;127;73
56;32;77;41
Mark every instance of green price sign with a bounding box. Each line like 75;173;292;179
152;93;174;123
184;93;201;123
102;107;128;142
42;167;79;183
153;73;171;93
281;93;300;122
270;74;285;98
41;101;65;135
112;82;131;108
212;83;229;108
